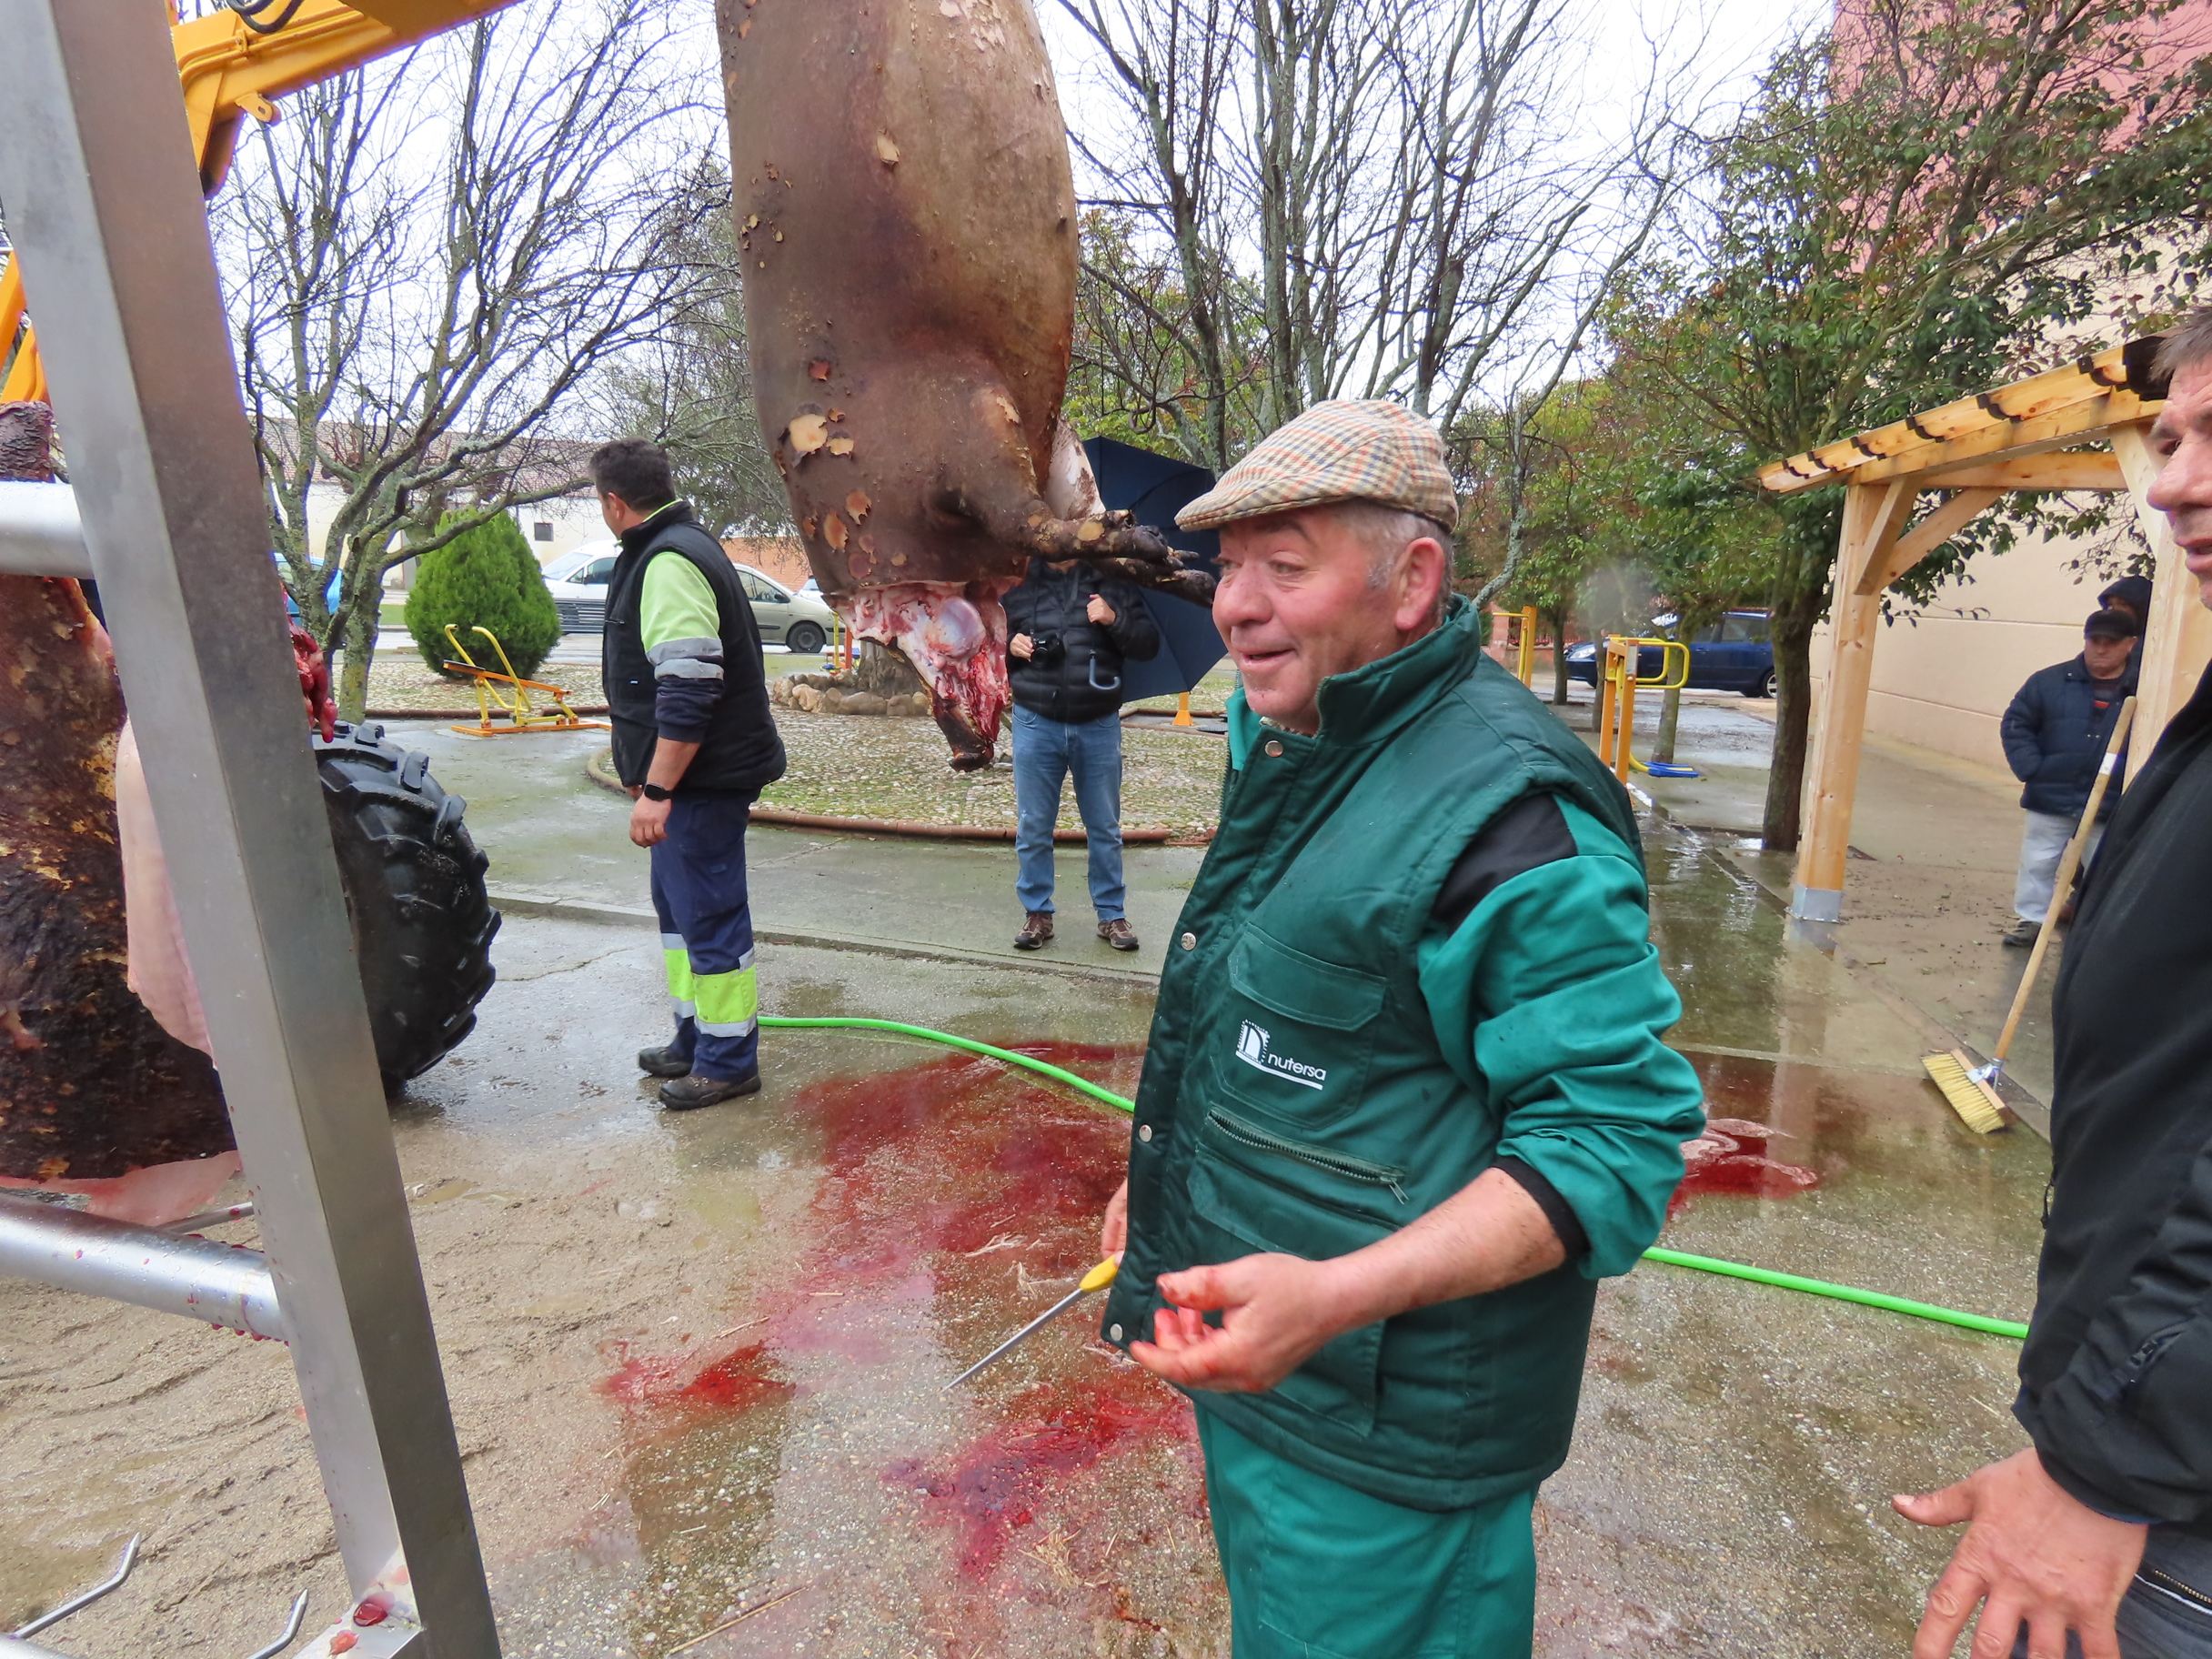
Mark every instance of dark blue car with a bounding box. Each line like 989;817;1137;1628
1562;609;1775;699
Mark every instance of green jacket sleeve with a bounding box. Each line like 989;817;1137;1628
1415;799;1704;1278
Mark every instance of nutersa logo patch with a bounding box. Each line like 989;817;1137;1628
1235;1021;1326;1090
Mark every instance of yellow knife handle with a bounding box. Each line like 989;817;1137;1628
1079;1256;1121;1294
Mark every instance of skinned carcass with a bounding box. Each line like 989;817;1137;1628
718;0;1206;769
0;401;235;1206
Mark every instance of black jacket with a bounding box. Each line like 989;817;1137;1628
603;503;785;794
1002;559;1161;724
2015;663;2212;1534
2000;655;2138;819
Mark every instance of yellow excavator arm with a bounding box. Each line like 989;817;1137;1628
1;0;511;404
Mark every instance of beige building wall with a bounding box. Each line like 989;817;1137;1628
1809;524;2129;769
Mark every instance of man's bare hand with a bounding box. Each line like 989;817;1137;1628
1100;1180;1129;1257
1129;1254;1355;1393
1086;594;1117;627
1009;632;1035;661
629;794;673;848
1895;1448;2147;1659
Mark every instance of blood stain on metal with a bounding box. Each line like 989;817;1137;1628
353;1592;391;1625
330;1634;357;1654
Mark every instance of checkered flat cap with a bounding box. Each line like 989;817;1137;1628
1176;399;1459;532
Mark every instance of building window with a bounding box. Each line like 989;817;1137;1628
534;521;554;541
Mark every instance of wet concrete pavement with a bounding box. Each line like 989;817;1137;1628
1567;688;2069;1120
0;714;2056;1656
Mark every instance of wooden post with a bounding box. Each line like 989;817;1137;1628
1792;481;1914;920
2112;423;2212;760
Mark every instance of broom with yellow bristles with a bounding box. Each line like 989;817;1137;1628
1925;697;2136;1133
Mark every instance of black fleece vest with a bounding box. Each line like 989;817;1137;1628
603;505;786;794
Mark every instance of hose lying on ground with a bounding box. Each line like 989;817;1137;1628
757;1014;2032;1344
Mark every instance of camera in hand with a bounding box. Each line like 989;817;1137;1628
1031;631;1066;666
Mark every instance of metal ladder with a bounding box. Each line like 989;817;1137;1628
0;3;501;1653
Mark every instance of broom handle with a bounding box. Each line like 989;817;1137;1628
1994;697;2136;1063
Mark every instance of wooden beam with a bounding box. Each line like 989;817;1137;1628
1858;488;2001;596
2112;422;2212;759
1845;391;2156;489
1917;452;2126;492
1846;479;1917;593
1795;482;1905;919
1759;344;2139;493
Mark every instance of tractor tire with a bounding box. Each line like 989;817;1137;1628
314;721;500;1089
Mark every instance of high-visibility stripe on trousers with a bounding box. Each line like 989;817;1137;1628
647;788;760;1081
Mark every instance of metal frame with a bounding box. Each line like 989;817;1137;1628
1758;341;2212;922
0;0;498;1651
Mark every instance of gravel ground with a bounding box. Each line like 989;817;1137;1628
361;655;608;714
760;712;1223;835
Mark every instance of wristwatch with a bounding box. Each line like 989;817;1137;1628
640;782;673;801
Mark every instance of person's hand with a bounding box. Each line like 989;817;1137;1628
1129;1253;1355;1393
1100;1179;1129;1257
1895;1448;2147;1659
628;793;673;848
1009;632;1035;661
1086;594;1117;627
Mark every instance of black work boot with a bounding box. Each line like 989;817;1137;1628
1014;910;1054;950
638;1044;692;1079
659;1071;762;1111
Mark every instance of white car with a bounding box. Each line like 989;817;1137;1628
541;540;618;632
542;541;834;653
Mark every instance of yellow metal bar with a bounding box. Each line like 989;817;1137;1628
470;626;535;719
1616;651;1638;783
1514;606;1538;685
1596;640;1623;773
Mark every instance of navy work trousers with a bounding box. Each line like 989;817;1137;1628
647;789;759;1081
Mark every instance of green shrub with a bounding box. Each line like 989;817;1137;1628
405;513;562;680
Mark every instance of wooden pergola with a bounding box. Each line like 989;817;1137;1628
1759;338;2212;921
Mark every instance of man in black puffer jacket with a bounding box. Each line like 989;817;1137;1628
1996;608;2140;946
1002;558;1160;952
1898;310;2212;1659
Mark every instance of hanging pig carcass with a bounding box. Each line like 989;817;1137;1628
718;0;1203;769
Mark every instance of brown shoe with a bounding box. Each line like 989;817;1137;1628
1097;918;1139;952
1014;910;1054;950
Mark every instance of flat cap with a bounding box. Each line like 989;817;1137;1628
1176;399;1459;532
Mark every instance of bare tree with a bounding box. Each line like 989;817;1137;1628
1056;0;1700;494
216;0;720;718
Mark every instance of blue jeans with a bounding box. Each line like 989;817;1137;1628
1010;704;1126;920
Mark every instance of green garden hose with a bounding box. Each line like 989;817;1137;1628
759;1014;2032;1343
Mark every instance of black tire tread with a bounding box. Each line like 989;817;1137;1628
314;721;500;1089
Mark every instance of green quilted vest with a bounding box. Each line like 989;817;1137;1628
1102;599;1646;1510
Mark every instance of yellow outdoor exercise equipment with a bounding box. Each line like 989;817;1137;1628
441;624;608;739
1596;635;1694;782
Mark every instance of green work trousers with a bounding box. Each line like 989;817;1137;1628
1197;1408;1538;1657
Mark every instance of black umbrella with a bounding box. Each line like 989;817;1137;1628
1081;435;1227;703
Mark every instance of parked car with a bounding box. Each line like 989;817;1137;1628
542;539;620;633
734;565;835;654
542;543;836;653
1562;609;1776;699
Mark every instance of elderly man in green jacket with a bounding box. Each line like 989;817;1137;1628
1096;399;1704;1656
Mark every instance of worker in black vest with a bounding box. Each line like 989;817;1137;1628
594;439;787;1110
